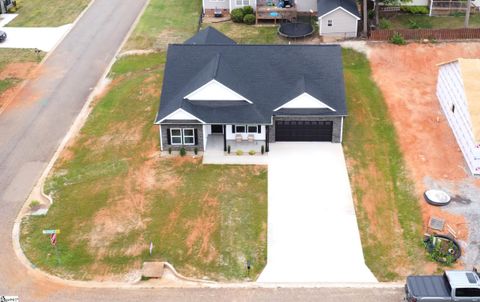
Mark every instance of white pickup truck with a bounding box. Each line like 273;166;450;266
405;270;480;302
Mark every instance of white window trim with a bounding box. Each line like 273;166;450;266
170;128;183;145
327;20;333;26
235;124;258;133
183;128;195;146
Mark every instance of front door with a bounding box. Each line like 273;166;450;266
211;124;223;134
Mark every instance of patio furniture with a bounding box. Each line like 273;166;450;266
235;134;242;143
248;134;254;142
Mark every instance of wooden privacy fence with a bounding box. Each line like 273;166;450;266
369;28;480;40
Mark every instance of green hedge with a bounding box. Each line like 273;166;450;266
400;6;429;14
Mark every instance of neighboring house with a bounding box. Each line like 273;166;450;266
155;27;347;153
202;0;359;37
317;0;360;38
437;58;480;176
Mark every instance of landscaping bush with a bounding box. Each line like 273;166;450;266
408;18;432;29
261;145;265;155
227;145;231;154
248;150;256;155
179;147;186;157
243;14;256;25
400;6;429;14
30;200;41;209
390;32;406;45
242;5;254;15
231;8;244;23
236;150;244;156
194;147;198;155
379;18;392;29
168;147;172;154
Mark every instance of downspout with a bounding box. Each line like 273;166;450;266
339;117;344;143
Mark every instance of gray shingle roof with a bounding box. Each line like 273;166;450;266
155;43;348;124
184;26;237;45
317;0;360;18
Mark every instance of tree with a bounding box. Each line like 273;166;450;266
363;0;368;36
465;0;472;27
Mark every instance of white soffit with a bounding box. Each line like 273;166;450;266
274;92;336;111
184;79;252;103
158;108;205;123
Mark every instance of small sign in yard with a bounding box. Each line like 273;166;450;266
42;229;60;235
50;234;57;246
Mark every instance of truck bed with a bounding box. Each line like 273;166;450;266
406;275;451;298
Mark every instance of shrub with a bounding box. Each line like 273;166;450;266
227;145;231;154
194;147;198;155
450;11;464;17
168;147;172;154
379;18;391;29
231;8;244;23
408;18;432;29
390;32;406;45
261;145;265;155
236;150;244;156
249;150;256;155
30;200;41;209
400;6;429;14
408;19;420;29
242;5;254;15
179;147;186;157
243;14;256;25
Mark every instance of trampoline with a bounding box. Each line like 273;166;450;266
278;22;314;39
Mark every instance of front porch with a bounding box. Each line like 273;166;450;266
203;134;269;165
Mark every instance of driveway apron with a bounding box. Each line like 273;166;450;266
258;142;377;283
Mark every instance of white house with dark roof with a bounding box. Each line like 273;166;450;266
155;27;348;154
203;0;359;38
437;58;480;176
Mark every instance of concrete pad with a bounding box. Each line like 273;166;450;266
258;142;377;283
0;24;72;52
0;14;17;27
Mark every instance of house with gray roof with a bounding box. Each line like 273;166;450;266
202;0;360;38
155;27;348;154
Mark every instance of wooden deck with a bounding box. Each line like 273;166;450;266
256;5;297;23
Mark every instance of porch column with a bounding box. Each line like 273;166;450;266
266;125;270;152
223;125;227;152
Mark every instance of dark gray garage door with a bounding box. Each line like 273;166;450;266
275;120;333;142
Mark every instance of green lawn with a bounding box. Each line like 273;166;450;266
7;0;90;27
205;22;283;44
342;49;426;280
0;77;21;94
0;48;43;70
383;14;480;29
20;53;267;281
124;0;202;50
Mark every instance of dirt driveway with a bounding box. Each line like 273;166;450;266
368;42;480;267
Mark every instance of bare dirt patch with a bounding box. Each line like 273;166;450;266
0;62;37;80
368;42;480;265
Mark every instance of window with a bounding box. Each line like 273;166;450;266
183;128;195;145
236;125;246;133
235;125;258;133
452;104;455;113
327;20;333;27
455;288;480;297
170;129;182;145
235;0;249;5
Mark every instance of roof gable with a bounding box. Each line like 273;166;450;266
184;79;252;103
317;0;360;18
274;92;336;111
157;108;205;123
184;26;237;45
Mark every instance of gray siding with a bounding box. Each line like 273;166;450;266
319;8;358;38
203;0;229;10
296;0;317;12
269;116;344;143
160;122;205;151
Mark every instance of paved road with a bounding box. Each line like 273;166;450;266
259;143;375;283
0;1;405;301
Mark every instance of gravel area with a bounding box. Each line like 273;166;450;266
424;176;480;268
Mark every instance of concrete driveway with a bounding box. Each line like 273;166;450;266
258;143;377;283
